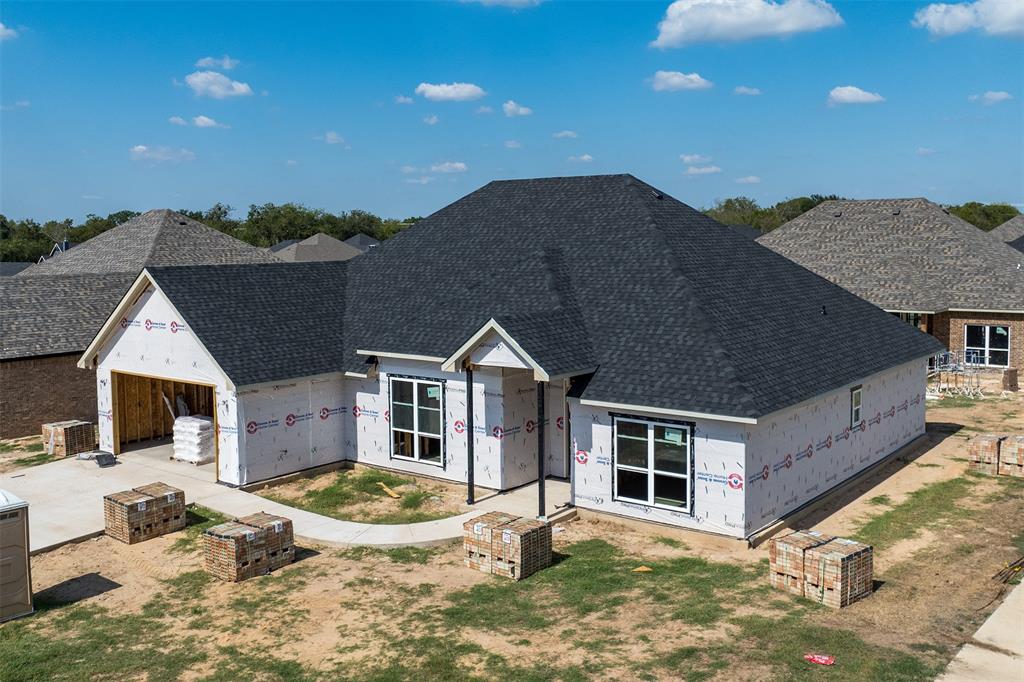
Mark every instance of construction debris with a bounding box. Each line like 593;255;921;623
41;420;94;458
103;482;186;544
376;481;401;499
463;512;552;580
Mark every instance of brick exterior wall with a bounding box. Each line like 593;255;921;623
932;312;1024;371
0;354;97;439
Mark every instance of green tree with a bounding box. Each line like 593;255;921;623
946;202;1020;231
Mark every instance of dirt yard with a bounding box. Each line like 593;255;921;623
0;435;61;474
2;393;1022;681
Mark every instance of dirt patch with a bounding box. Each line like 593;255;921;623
0;435;62;474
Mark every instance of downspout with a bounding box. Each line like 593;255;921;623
465;362;475;505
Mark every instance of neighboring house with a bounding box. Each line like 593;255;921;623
80;175;940;538
0;263;33;276
36;240;79;264
269;233;364;262
759;198;1024;372
344;233;379;252
990;214;1024;254
0;210;277;439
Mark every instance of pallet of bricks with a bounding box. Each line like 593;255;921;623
998;436;1024;478
204;512;294;582
103;482;186;544
41;420;94;458
968;434;1004;476
463;512;552;581
768;530;873;608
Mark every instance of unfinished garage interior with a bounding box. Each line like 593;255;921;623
109;371;215;455
80;175;944;538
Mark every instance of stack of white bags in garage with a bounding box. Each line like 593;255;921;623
172;416;215;465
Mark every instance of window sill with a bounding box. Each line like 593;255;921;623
613;495;690;515
391;454;444;468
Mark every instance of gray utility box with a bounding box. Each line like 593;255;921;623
0;490;33;622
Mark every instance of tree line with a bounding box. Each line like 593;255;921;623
702;196;1020;234
1;197;1019;263
0;203;421;263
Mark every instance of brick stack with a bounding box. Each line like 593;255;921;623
463;511;518;574
968;434;1004;476
998;435;1024;478
1003;368;1019;392
238;512;295;571
803;538;874;609
41;420;94;457
103;483;187;544
768;530;834;597
491;517;553;581
204;521;270;582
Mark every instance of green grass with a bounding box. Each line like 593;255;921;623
339;543;447;565
867;494;893;506
168;505;230;553
11;452;61;468
930;395;983;409
262;468;456;524
653;535;689;550
853;477;977;549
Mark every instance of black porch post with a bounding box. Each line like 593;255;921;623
465;364;475;505
537;381;546;519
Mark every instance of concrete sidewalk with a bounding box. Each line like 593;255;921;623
1;445;571;553
938;580;1024;681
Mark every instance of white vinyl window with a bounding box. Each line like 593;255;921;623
613;417;691;512
964;324;1010;367
850;385;863;428
390;377;444;465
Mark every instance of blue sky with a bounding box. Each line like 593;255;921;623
1;1;1021;222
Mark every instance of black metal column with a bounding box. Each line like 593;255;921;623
537;381;546;519
465;364;475;505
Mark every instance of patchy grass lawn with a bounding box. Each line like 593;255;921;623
0;438;62;473
853;477;977;549
258;467;464;524
168;505;230;553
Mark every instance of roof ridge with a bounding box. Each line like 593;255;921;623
623;178;767;414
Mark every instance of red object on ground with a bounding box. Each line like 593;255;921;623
804;654;835;666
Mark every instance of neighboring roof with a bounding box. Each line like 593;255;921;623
726;224;762;240
271;233;364;262
145;262;349;387
3;210;278;359
17;209;277;276
343;175;941;420
344;233;380;251
758;198;1024;313
82;175;942;421
0;262;33;276
267;238;301;253
1;273;137;359
991;215;1024;254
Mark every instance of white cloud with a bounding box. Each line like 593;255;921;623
423;114;440;125
969;90;1013;105
400;165;418;174
916;147;937;156
193;115;228;128
395;95;414;104
405;176;435;185
414;82;486;101
285;160;299;167
81;194;102;200
734;85;762;96
652;0;843;47
195;55;239;70
476;105;494;114
681;153;711;164
505;140;522;148
912;0;1024;38
169;116;187;126
685;165;722;175
736;175;761;184
1;100;30;111
323;131;345;145
650;70;713;91
185;71;253;99
431;161;468;173
503;99;533;116
129;145;196;163
568;154;594;163
553;130;578;138
0;22;18;41
827;85;885;106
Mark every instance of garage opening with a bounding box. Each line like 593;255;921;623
111;371;215;455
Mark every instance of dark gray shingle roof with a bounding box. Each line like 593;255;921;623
1;274;137;359
991;215;1024;254
271;233;364;262
758;198;1024;313
17;209;277;276
0;262;33;276
344;233;380;251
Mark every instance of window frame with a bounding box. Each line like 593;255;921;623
850;385;863;428
388;374;446;468
611;413;694;514
964;324;1011;368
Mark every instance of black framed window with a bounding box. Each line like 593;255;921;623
850;385;863;428
613;416;692;512
390;376;444;465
